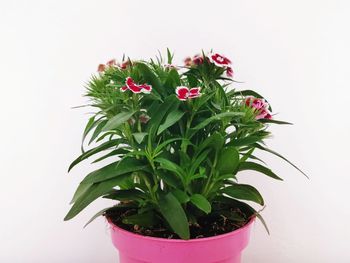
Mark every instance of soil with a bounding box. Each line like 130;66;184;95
105;205;251;240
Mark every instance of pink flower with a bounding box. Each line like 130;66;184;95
209;53;232;67
192;54;204;65
176;86;201;101
120;77;152;94
184;54;204;67
106;59;117;66
119;61;130;69
184;57;192;66
97;64;106;72
226;67;234;77
245;97;272;120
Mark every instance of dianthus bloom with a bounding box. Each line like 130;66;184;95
120;77;152;94
209;53;231;67
176;86;201;101
245;97;272;119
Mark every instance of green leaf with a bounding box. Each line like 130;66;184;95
190;194;211;214
102;111;135;131
84;207;112;228
221;184;264;205
64;175;129;221
81;158;148;184
164;68;181;89
195;132;224;156
157;170;182;189
154;157;186;181
191;112;244;131
70;182;91;204
216;146;240;175
122;211;160;227
238;162;283;180
103;189;146;201
81;115;98;151
154;138;184;156
254;144;308;178
157;110;185;135
146;95;180;138
159;192;190;239
172;189;190;203
132;132;148;144
92;148;130;163
166;48;173;64
258;119;292;125
88;119;108;145
136;62;165;97
229;135;262;147
240;148;255;163
68;139;123;172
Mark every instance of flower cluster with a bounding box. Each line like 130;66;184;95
245;97;272;120
184;52;233;77
106;52;272;120
97;59;130;72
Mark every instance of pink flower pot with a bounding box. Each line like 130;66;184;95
109;218;255;263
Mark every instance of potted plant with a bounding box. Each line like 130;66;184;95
65;50;306;263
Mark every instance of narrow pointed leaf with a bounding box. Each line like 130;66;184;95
157;110;185;135
84;207;112;228
68;139;122;172
81;158;148;184
190;194;211;214
102;111;135;131
192;112;244;131
254;144;308;178
238;162;283;180
64;175;129;221
159;193;190;239
221;184;264;205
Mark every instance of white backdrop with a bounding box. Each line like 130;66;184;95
1;0;350;262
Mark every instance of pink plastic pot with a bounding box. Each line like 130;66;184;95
109;218;255;263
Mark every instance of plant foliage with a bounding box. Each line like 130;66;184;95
65;50;306;239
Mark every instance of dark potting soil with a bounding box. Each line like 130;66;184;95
105;205;250;240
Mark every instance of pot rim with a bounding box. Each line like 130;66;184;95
107;216;255;243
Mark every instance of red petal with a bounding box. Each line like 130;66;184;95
188;87;201;98
139;84;152;93
126;77;142;93
211;53;231;66
176;86;189;101
120;86;128;92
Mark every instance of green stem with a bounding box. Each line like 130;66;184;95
202;151;218;196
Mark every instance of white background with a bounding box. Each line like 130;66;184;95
1;0;349;262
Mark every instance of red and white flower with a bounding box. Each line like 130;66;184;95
209;53;232;67
245;96;272;120
120;77;152;94
176;86;201;101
